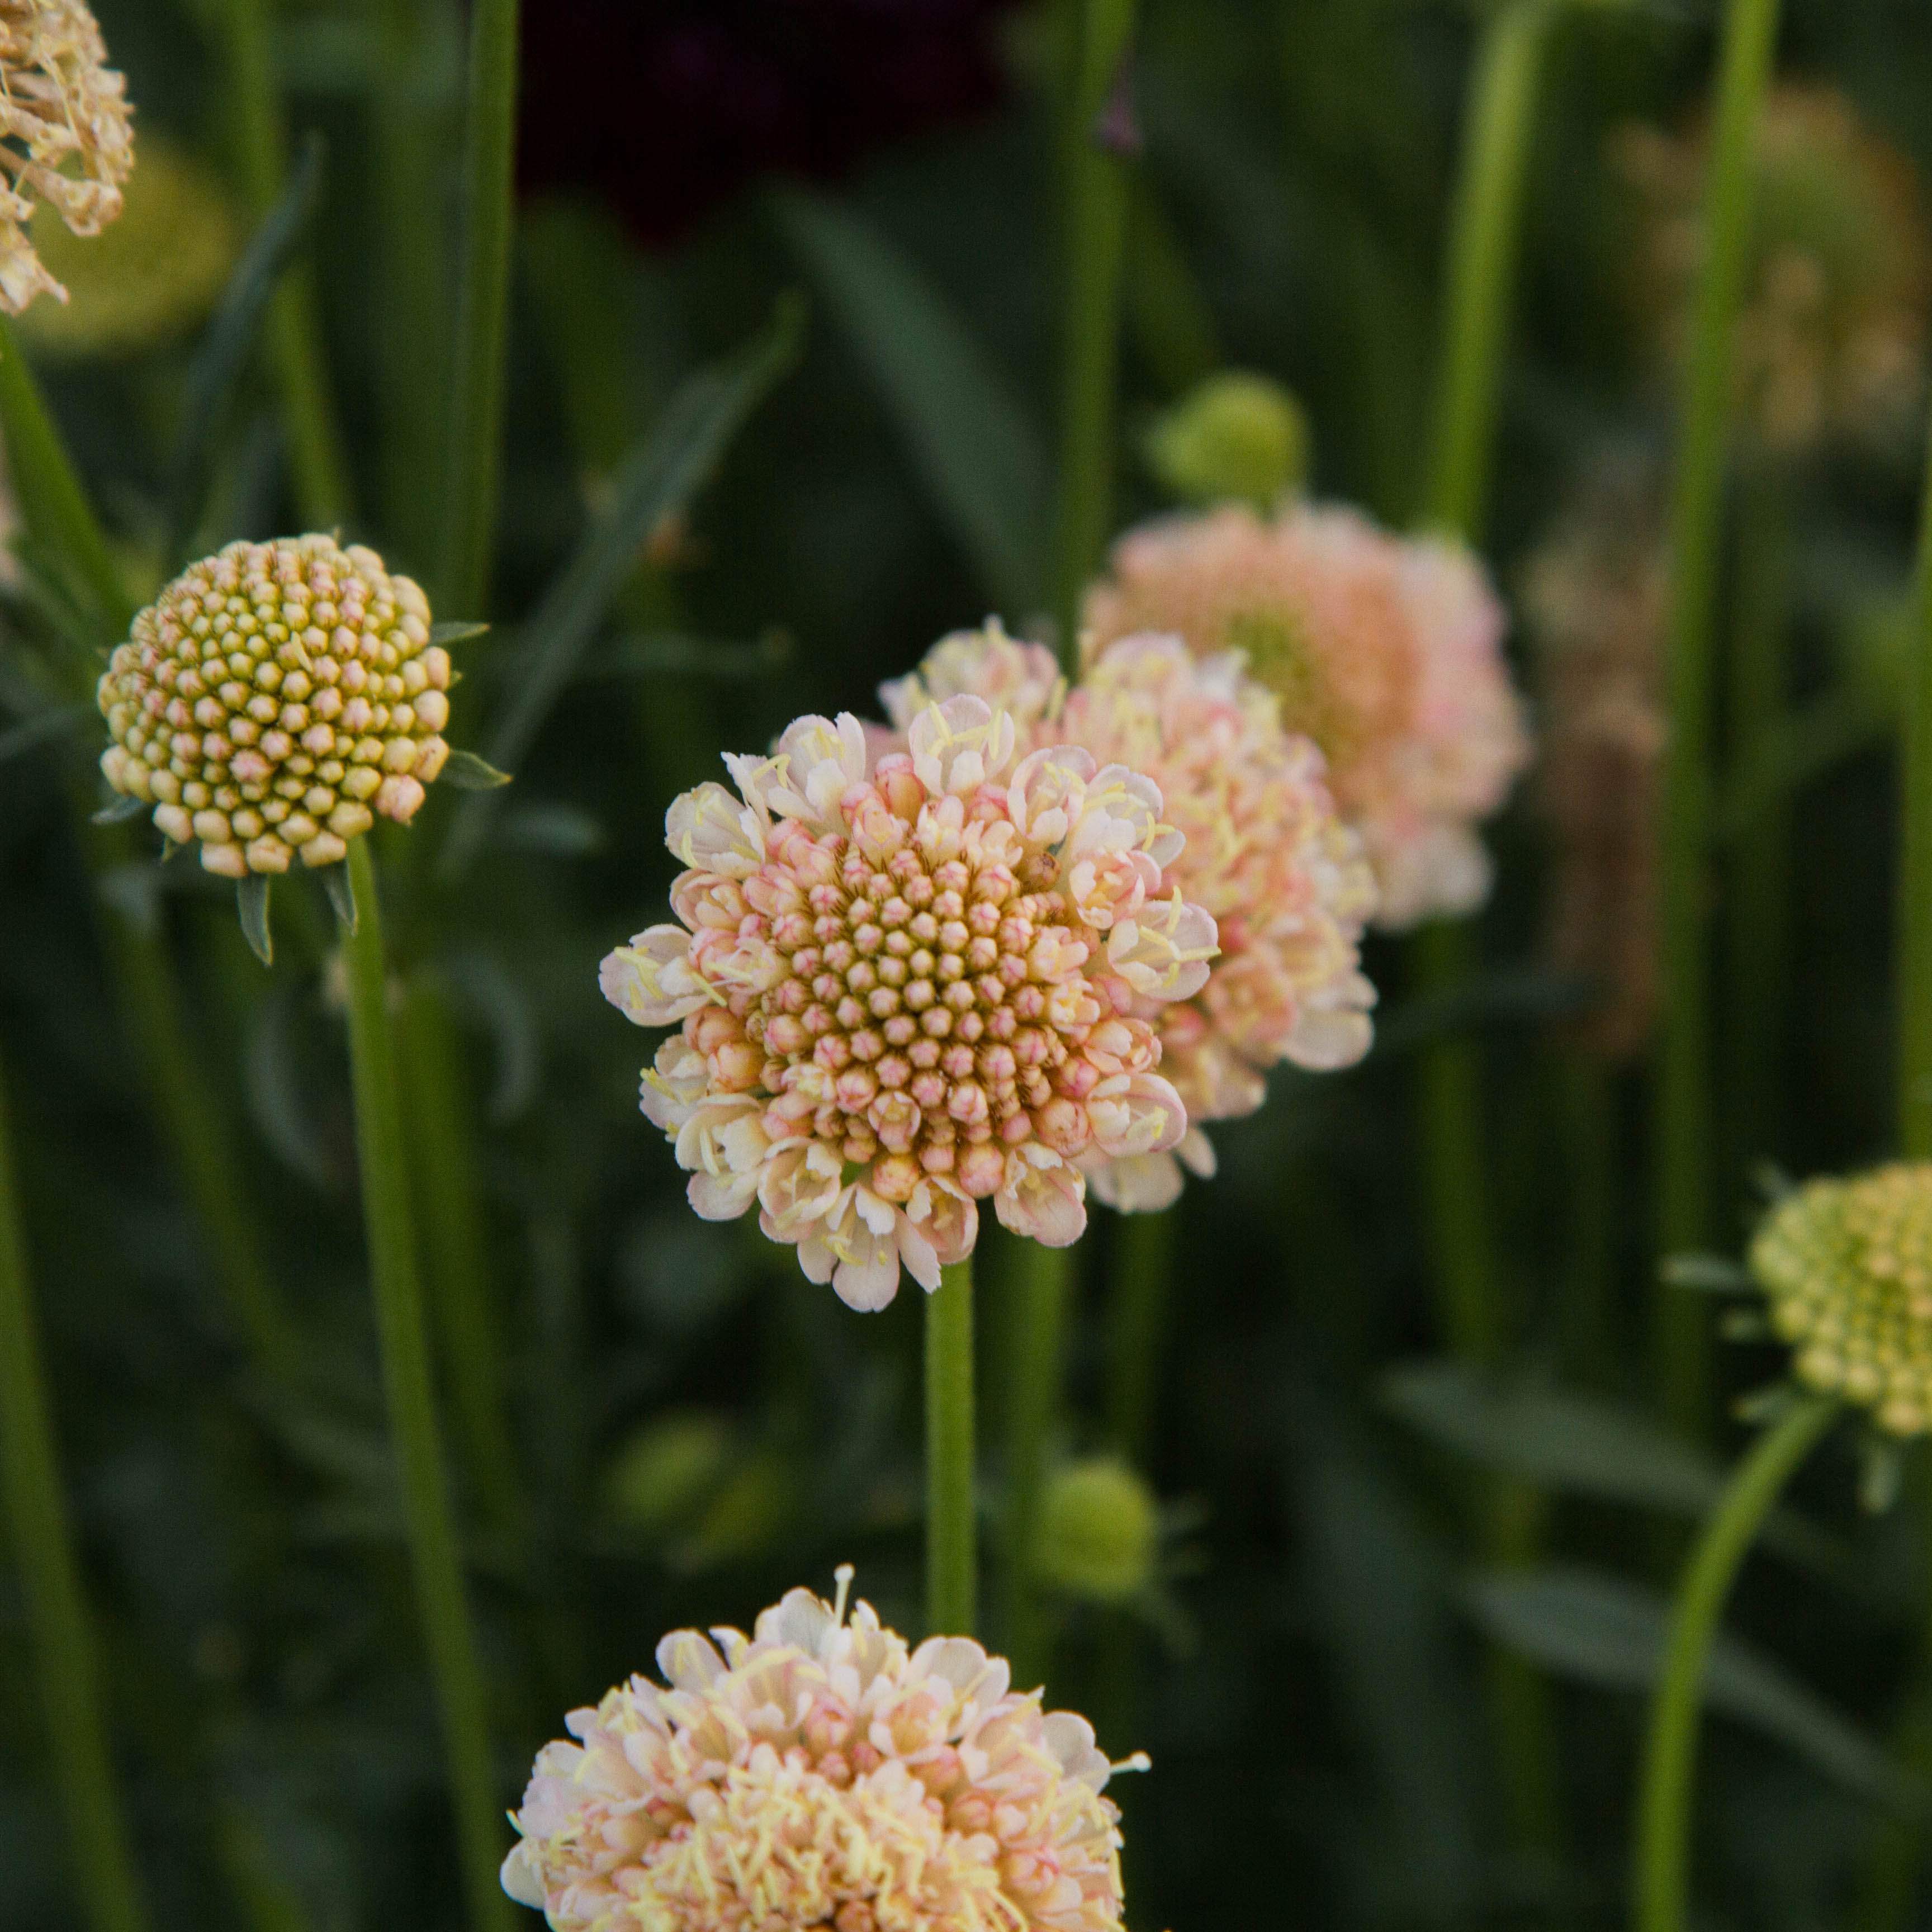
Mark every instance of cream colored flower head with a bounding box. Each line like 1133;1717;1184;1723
1082;504;1531;931
502;1572;1144;1932
884;623;1376;1211
600;695;1218;1309
1750;1164;1932;1437
0;0;134;315
97;536;454;877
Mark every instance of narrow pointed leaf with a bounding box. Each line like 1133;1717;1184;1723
237;874;273;967
1463;1566;1921;1811
91;790;148;824
429;620;491;647
245;984;336;1191
772;185;1048;615
441;296;804;877
438;747;513;790
316;858;357;935
167;133;328;562
1661;1252;1758;1291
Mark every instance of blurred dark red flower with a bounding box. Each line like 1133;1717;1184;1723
518;0;1021;246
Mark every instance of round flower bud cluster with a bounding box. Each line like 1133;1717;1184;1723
1082;504;1532;931
1615;85;1931;455
1143;368;1308;512
502;1573;1143;1932
600;698;1218;1310
1750;1163;1932;1437
1038;1457;1159;1604
883;624;1376;1211
97;536;453;878
0;0;135;315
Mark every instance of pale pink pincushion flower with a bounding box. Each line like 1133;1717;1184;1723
502;1570;1145;1932
884;626;1377;1211
1082;503;1533;930
600;698;1218;1309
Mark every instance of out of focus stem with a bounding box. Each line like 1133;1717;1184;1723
398;972;524;1550
1049;0;1137;662
218;0;351;528
437;0;522;617
0;1048;151;1932
1631;1395;1836;1932
1106;1208;1175;1463
1003;1241;1072;1678
926;1257;978;1636
1653;0;1783;1438
340;840;509;1932
0;318;297;1384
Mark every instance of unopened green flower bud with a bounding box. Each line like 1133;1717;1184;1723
1144;371;1308;512
1036;1456;1158;1603
1750;1162;1932;1436
603;1409;732;1535
98;534;460;878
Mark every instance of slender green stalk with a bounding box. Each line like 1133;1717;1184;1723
1653;0;1783;1437
1002;1241;1072;1680
0;1049;150;1932
1049;0;1137;661
0;316;297;1381
1722;465;1791;1201
1423;0;1555;541
1630;1394;1837;1932
926;1256;978;1637
340;840;510;1932
397;972;524;1546
437;0;522;617
1105;1208;1175;1463
218;0;350;528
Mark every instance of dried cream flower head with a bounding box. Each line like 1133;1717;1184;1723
1616;84;1931;454
97;536;454;877
1520;462;1668;1059
16;134;237;357
600;697;1218;1309
1082;503;1531;932
0;0;134;315
883;624;1376;1210
503;1571;1144;1932
1750;1164;1932;1436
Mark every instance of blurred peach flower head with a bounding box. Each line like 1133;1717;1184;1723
883;623;1376;1211
1082;503;1531;931
601;695;1218;1309
501;1569;1144;1932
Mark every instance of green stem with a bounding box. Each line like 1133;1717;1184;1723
340;840;509;1932
1105;1207;1175;1464
0;1048;150;1932
437;0;522;617
1630;1394;1837;1932
926;1256;978;1637
1002;1240;1072;1680
219;0;351;528
1896;376;1932;1158
397;971;524;1547
1049;0;1137;662
1422;0;1555;539
1653;0;1783;1437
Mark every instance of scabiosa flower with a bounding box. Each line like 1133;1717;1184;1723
1749;1164;1932;1437
97;536;455;877
0;0;134;315
1520;461;1668;1059
882;624;1376;1210
1081;503;1532;932
501;1571;1144;1932
1615;84;1931;455
600;697;1218;1309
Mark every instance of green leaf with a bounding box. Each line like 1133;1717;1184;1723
437;747;513;790
439;296;804;878
237;874;273;967
1713;684;1892;846
316;857;357;934
495;800;604;856
245;983;336;1191
1382;1360;1841;1572
589;628;793;679
772;186;1047;617
1365;964;1597;1059
166;133;328;563
90;789;148;825
428;620;491;648
0;700;84;767
1463;1566;1922;1811
439;951;541;1124
1661;1252;1758;1292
